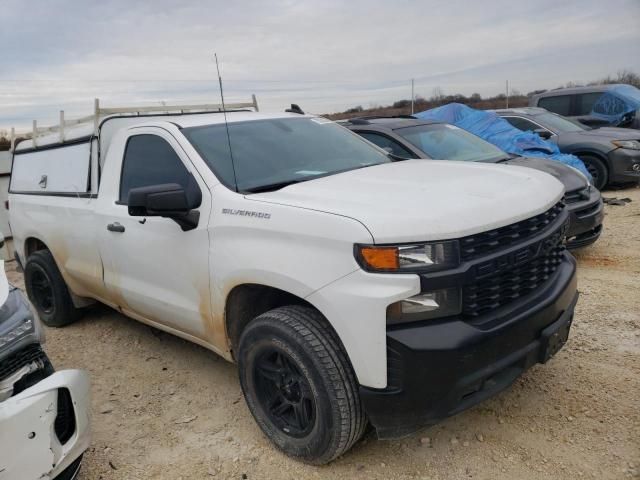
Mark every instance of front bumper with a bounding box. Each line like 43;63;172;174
565;188;604;249
360;252;577;439
608;147;640;184
0;369;91;480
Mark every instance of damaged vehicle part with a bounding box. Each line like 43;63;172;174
0;257;90;480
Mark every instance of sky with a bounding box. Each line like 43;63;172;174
1;0;639;131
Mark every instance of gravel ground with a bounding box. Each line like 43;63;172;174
6;185;639;480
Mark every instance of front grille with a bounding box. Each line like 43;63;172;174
0;344;47;381
54;388;76;444
462;244;565;319
574;201;601;218
459;202;564;261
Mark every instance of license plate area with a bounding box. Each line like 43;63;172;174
540;312;573;363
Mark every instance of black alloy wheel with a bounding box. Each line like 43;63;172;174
29;267;55;314
253;347;316;438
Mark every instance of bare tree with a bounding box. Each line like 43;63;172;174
431;87;445;102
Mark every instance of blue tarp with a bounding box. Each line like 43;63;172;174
413;103;591;179
590;85;640;126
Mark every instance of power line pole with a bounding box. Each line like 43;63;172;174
506;80;509;108
411;79;415;114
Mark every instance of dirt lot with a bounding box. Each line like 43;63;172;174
6;186;640;480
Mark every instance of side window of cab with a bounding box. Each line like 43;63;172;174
119;134;194;204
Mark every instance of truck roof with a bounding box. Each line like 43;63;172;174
14;111;310;153
14;111;312;154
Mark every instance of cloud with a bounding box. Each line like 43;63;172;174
1;0;639;129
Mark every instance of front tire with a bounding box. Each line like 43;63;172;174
238;306;366;464
579;154;608;190
24;250;81;327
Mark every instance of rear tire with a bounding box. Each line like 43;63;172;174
579;154;608;190
238;305;366;464
24;250;81;327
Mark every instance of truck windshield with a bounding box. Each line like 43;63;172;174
183;117;390;192
395;124;509;162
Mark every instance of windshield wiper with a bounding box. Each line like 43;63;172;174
388;153;412;162
244;179;303;193
495;154;514;163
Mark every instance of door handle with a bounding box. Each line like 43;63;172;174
107;222;125;233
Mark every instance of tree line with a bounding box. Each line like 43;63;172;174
329;69;640;120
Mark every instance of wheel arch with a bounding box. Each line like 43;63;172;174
224;283;347;364
225;283;311;358
24;236;51;259
22;236;94;309
571;149;611;169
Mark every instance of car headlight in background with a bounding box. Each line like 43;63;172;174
612;140;640;150
355;240;460;273
0;287;44;359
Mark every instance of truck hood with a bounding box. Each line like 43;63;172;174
248;160;564;243
504;157;587;193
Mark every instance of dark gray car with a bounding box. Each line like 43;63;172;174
496;107;640;190
342;116;604;249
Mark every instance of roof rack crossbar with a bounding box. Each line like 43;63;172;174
11;94;259;151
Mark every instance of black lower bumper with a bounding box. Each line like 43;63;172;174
566;189;604;249
360;254;578;439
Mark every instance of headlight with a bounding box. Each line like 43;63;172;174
355;240;460;273
0;287;44;359
612;140;640;150
387;288;462;325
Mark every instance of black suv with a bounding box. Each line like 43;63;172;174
342;116;604;249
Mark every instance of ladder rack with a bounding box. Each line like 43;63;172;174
10;94;259;151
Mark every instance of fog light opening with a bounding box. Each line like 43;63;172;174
387;288;462;325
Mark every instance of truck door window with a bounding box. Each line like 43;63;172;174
120;134;192;204
358;132;415;158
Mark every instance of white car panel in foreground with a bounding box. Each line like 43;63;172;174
0;369;90;480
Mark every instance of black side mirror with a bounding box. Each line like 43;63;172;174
534;128;553;140
128;177;202;231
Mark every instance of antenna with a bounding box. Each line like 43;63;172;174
214;53;239;192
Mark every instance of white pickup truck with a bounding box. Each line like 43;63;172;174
8;101;578;464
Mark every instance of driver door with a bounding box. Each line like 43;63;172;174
95;129;214;342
